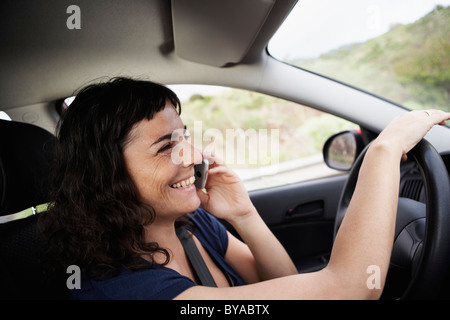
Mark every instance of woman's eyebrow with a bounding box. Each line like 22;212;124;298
151;125;187;147
151;133;173;146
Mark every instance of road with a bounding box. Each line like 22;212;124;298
233;154;343;191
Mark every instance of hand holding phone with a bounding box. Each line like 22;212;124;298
194;159;209;189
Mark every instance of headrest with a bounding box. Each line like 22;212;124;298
0;120;55;217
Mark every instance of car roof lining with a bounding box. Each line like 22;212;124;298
0;0;297;109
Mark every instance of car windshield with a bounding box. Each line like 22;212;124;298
268;0;450;113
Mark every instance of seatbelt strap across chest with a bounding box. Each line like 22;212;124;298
176;226;217;287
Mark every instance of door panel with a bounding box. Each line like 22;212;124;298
249;174;348;272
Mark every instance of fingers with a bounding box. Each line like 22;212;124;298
196;187;209;203
396;109;450;159
200;152;243;191
207;165;231;175
201;151;223;169
207;165;241;185
196;187;213;211
201;151;238;179
422;109;450;125
372;109;449;162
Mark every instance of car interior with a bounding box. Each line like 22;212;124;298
1;0;450;300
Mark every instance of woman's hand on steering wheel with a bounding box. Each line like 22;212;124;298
375;109;450;162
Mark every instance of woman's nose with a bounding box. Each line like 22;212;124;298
171;139;202;167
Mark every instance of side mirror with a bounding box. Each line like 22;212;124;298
323;130;365;171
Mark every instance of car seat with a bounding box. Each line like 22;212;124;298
0;119;67;299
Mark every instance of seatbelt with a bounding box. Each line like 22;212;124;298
176;226;217;287
0;203;49;224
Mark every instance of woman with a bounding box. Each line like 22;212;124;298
40;77;450;299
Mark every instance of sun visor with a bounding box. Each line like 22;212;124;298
171;0;275;67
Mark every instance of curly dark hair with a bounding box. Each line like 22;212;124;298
39;77;186;278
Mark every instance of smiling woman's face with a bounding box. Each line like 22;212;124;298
122;103;202;221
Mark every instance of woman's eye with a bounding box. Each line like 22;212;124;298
156;128;189;153
158;143;173;153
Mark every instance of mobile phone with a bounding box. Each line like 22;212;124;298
194;159;209;189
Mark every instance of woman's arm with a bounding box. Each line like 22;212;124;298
225;208;298;283
181;110;450;300
195;161;297;283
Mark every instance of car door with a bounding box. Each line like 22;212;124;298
249;174;347;273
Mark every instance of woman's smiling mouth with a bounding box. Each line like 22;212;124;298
171;176;196;189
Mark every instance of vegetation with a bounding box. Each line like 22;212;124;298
294;5;450;111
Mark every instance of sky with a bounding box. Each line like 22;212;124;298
268;0;450;60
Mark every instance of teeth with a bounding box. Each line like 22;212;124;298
172;176;195;189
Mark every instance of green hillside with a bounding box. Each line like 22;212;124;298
294;5;450;111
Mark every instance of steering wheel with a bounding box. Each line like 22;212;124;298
333;139;450;299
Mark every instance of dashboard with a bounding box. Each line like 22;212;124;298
399;152;450;203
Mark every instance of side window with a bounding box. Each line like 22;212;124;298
169;85;357;191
